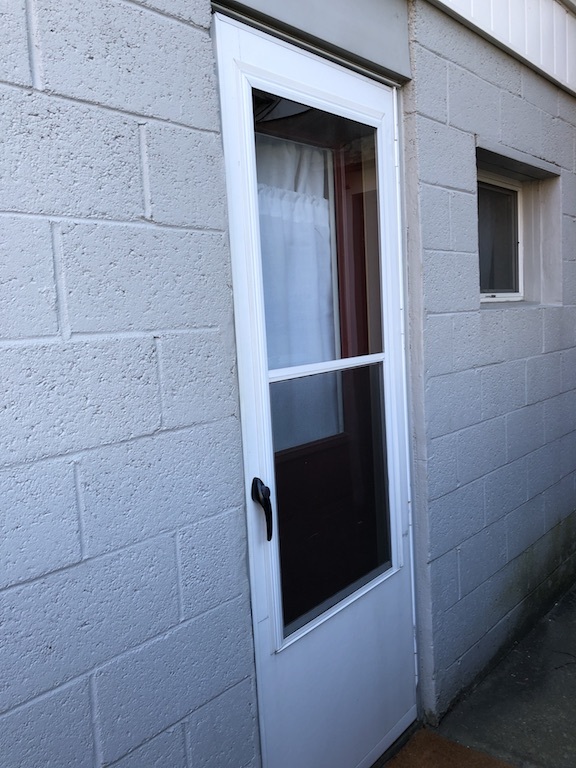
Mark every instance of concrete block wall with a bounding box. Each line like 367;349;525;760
0;2;259;766
405;0;576;717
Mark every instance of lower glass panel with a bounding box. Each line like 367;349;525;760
270;373;342;452
271;365;391;635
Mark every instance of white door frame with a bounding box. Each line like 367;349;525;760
215;14;417;766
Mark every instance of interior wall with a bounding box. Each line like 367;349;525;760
405;0;576;718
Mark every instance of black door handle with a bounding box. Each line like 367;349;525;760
251;477;273;541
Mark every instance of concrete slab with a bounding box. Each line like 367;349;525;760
440;584;576;767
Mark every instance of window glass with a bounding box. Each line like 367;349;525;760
253;90;392;636
478;180;519;295
254;90;383;368
272;365;391;634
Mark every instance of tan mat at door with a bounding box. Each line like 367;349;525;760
386;729;515;768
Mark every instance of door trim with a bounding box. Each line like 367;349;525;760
214;13;417;763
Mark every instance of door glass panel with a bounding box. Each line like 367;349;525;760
254;90;383;367
254;91;392;637
272;365;391;635
270;373;342;452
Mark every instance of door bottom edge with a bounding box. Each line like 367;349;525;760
359;706;418;768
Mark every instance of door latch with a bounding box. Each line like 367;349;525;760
251;477;273;541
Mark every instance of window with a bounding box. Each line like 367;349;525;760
477;170;523;301
475;145;562;306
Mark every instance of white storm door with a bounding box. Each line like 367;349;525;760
215;15;416;768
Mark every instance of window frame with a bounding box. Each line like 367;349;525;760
477;169;524;303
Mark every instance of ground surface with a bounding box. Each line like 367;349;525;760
386;729;513;767
439;584;576;768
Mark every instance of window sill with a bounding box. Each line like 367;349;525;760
481;294;523;303
479;299;541;309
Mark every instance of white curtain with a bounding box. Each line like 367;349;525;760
255;134;341;450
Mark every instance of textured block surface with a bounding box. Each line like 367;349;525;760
112;727;188;768
484;458;528;524
480;361;526;419
410;44;448;122
426;370;481;437
0;340;160;464
0;537;179;712
429;481;485;558
0;218;57;339
506;495;546;560
0;90;142;218
36;0;219;128
159;332;237;428
186;679;259;768
61;224;231;331
506;403;545;461
448;65;500;140
423;251;480;313
0;462;80;588
179;510;248;619
128;0;211;26
146;125;227;228
457;418;507;484
95;599;253;763
458;519;507;597
0;682;93;768
79;421;244;556
416;117;477;191
0;0;31;85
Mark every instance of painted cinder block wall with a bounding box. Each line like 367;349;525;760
3;0;576;763
405;0;576;718
0;1;260;766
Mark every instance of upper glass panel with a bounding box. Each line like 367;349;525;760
254;90;383;370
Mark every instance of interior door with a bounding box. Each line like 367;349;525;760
216;16;416;768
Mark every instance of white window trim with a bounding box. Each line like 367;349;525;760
478;169;524;303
